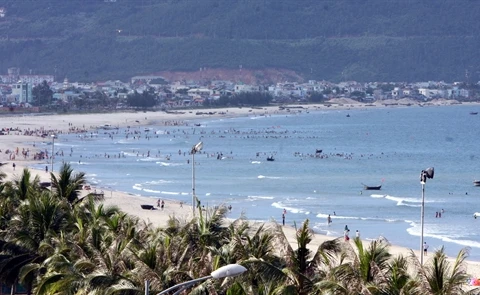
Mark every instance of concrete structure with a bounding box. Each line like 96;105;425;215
11;82;32;103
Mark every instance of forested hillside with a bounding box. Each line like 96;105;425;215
0;0;479;83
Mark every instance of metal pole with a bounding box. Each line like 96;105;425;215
192;151;195;216
420;182;425;265
51;136;55;172
145;280;149;295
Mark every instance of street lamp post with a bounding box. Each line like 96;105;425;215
146;264;246;295
191;141;203;216
420;167;434;265
51;134;56;173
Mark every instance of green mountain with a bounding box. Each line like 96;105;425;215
1;0;479;83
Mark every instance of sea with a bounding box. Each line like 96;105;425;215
32;104;480;260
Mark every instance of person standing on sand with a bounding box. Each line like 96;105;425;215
344;229;350;241
423;242;429;256
355;230;360;239
282;213;285;226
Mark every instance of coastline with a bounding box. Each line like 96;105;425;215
2;100;480;281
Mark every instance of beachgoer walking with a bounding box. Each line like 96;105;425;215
157;199;161;207
282;213;285;226
355;230;360;239
423;242;429;256
45;165;48;173
228;205;232;212
344;229;350;241
180;201;183;208
12;163;15;170
161;200;165;210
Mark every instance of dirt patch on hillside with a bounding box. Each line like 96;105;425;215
151;68;305;84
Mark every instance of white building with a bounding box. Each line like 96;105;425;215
11;82;32;103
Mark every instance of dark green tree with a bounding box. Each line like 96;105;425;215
126;89;157;108
308;91;325;103
32;81;53;106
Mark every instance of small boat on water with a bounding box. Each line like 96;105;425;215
363;184;382;190
474;180;480;186
470;112;478;115
266;156;275;161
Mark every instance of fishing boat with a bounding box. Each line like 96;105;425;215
470;112;478;115
266;156;275;161
362;184;382;190
474;180;480;186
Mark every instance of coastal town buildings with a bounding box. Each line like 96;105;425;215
0;68;478;110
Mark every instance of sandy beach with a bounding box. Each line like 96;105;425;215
1;100;480;283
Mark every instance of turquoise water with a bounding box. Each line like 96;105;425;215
34;105;480;259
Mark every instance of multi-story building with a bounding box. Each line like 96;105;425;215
11;82;32;103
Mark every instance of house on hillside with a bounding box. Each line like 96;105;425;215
234;84;262;93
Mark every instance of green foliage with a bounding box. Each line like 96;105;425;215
32;81;53;106
0;1;480;82
207;92;273;107
308;92;324;103
127;89;157;108
0;165;478;294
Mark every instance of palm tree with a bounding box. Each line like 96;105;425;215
366;254;421;295
414;247;479;295
318;237;392;294
50;163;87;206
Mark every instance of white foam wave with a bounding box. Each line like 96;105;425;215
406;227;480;249
316;212;402;223
145;180;173;185
271;202;308;214
156;161;182;166
248;195;274;200
251;161;261;164
385;195;437;204
370;194;386;198
257;175;282;179
143;189;161;194
72;161;89;165
139;157;161;161
132;184;142;191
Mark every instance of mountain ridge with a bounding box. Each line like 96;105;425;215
0;0;479;83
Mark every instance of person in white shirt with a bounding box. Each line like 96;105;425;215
423;242;429;256
355;230;360;239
